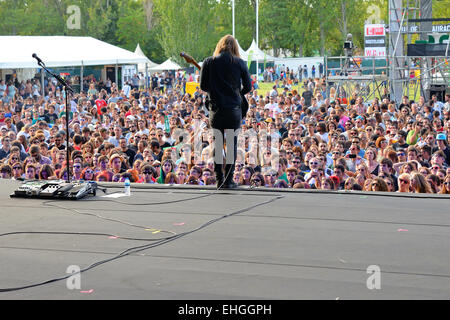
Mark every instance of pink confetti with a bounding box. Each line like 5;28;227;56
80;289;94;294
397;229;409;232
173;222;185;226
109;236;118;239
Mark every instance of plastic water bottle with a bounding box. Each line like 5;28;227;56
124;178;131;196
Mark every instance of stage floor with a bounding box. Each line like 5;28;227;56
0;180;449;300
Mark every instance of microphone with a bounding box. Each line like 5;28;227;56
32;53;44;66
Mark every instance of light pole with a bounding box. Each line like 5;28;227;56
232;0;235;38
256;0;259;78
256;0;259;46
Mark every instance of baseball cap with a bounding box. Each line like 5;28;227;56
436;133;447;141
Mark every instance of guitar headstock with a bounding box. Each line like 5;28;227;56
180;52;195;65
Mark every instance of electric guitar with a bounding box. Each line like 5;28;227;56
180;52;249;118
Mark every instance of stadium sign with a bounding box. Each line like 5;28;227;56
365;24;386;58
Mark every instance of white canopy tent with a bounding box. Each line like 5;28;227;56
0;36;150;69
0;36;152;93
149;59;182;72
245;39;276;61
134;43;157;72
236;39;249;61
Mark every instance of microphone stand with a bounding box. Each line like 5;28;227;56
36;59;74;183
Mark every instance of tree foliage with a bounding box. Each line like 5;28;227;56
1;0;449;64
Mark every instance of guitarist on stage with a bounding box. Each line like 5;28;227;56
199;35;252;189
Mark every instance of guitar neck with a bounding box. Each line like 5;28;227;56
181;52;202;70
191;60;201;70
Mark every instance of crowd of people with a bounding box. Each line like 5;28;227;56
0;71;449;194
262;63;325;84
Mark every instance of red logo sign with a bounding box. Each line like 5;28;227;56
365;24;385;36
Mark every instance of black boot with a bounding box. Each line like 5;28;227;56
214;164;225;189
222;164;237;189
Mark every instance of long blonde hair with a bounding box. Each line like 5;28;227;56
213;35;240;58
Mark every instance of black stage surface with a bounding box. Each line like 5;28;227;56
0;179;449;300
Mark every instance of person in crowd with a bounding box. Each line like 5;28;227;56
397;173;411;193
0;61;448;201
440;175;450;194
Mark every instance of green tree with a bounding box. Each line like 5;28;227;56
0;0;65;36
153;0;220;64
114;0;164;63
259;0;294;56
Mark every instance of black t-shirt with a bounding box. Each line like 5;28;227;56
278;127;287;138
0;149;10;161
16;121;25;132
370;164;379;177
153;150;163;162
47;113;59;124
151;77;159;88
49;144;66;151
302;91;313;107
37;114;50;123
392;142;409;151
14;102;23;113
124;148;136;167
160;142;171;149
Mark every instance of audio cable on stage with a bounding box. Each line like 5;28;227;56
0;189;284;293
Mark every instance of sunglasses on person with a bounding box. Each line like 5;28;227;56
264;173;277;177
399;179;409;184
143;171;153;175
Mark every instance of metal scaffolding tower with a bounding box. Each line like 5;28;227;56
389;0;449;102
325;0;448;104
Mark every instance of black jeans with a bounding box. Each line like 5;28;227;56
210;106;241;183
